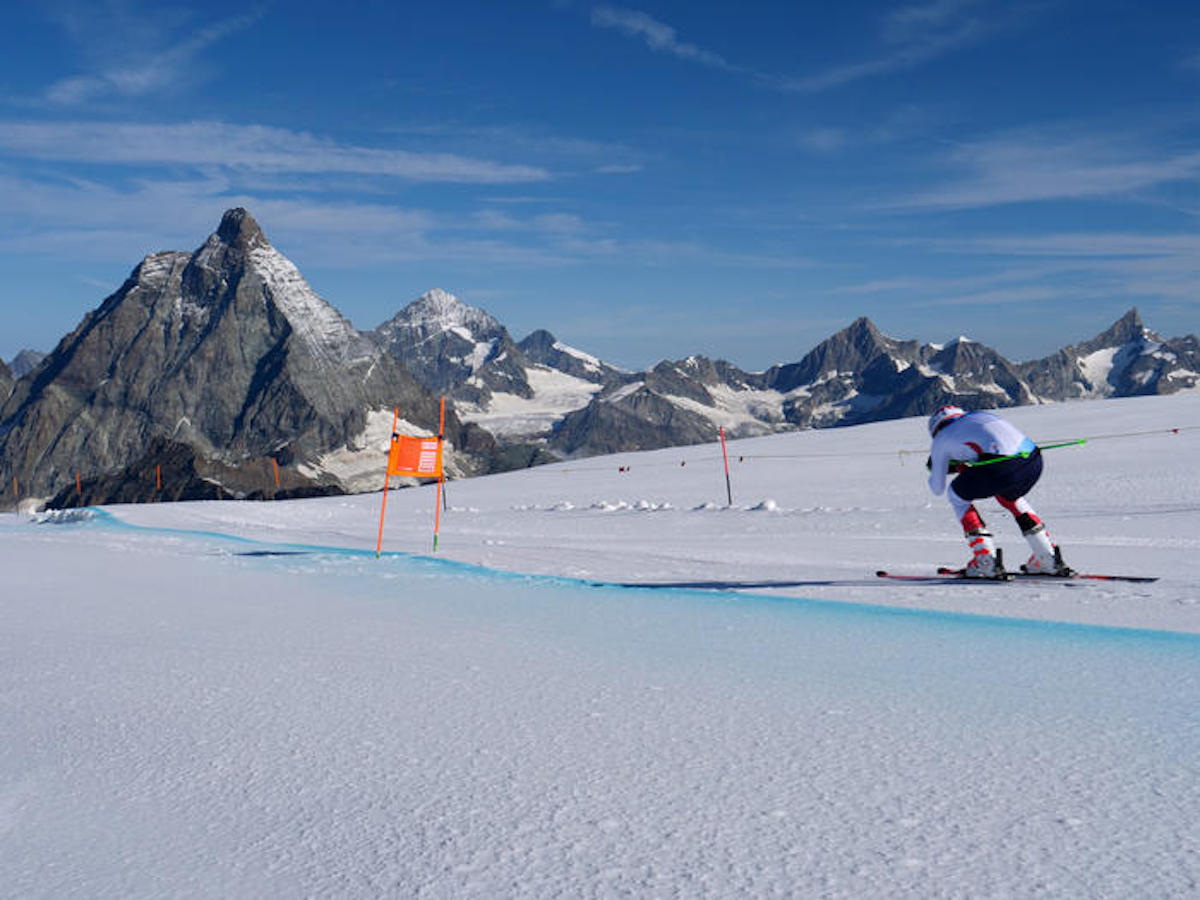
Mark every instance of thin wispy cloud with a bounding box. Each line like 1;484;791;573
924;231;1200;260
784;0;1010;93
43;7;265;105
892;132;1200;210
590;5;740;72
384;122;644;177
0;121;550;184
0;167;809;278
588;2;1017;96
832;229;1200;323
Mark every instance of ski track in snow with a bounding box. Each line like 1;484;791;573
2;395;1199;897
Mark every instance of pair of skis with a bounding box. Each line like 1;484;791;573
875;568;1158;584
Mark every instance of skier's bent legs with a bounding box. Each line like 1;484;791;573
944;450;1062;571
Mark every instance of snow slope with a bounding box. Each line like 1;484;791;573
2;394;1198;897
107;393;1200;634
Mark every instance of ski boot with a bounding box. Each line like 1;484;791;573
1021;544;1076;577
962;531;1007;579
1018;522;1075;576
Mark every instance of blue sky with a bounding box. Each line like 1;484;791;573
1;0;1197;370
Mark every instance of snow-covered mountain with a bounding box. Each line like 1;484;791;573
1017;308;1200;399
0;209;492;508
372;289;622;441
539;312;1197;458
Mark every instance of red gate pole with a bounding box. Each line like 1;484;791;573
433;397;445;551
719;427;733;507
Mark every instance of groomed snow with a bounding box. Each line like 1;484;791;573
99;393;1200;633
2;393;1198;896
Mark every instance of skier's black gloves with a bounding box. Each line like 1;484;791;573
924;455;932;471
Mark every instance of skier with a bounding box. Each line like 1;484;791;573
926;405;1072;578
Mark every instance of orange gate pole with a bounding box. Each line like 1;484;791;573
376;407;400;557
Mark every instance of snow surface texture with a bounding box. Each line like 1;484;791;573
2;395;1198;897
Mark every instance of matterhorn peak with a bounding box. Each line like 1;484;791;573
215;207;268;250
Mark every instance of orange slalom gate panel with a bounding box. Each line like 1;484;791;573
387;435;443;478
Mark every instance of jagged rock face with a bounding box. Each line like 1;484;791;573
1017;309;1200;399
765;318;923;393
373;289;534;404
549;385;718;456
0;359;13;402
0;208;456;504
539;309;1197;458
373;294;623;448
757;324;1029;430
517;329;620;383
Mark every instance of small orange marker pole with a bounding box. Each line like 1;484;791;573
376;407;400;558
76;471;82;494
12;476;17;498
272;457;281;489
156;464;162;491
433;397;445;552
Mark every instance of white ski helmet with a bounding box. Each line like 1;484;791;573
928;404;966;436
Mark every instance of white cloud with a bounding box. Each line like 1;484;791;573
587;1;1021;96
783;0;1012;93
892;133;1200;210
43;8;265;105
833;229;1200;317
0;171;572;270
590;6;739;72
931;232;1200;258
0;120;550;184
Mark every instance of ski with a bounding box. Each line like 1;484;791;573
875;569;1013;583
936;567;1158;584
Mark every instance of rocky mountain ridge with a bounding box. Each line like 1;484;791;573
364;289;1196;460
516;310;1198;457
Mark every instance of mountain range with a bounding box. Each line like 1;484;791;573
408;295;1197;458
2;207;1196;509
